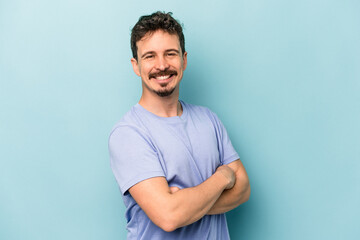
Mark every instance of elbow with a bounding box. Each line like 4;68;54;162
236;176;251;205
147;195;189;232
159;221;177;232
242;183;251;203
156;214;182;232
152;206;184;232
240;180;251;204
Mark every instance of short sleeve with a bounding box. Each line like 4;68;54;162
108;125;165;195
210;112;240;165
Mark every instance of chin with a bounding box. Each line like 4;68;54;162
154;86;177;97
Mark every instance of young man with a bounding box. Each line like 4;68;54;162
109;11;250;239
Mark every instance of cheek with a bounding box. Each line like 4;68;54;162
139;64;151;76
173;62;183;71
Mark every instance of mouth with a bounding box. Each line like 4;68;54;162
154;75;172;80
149;70;177;83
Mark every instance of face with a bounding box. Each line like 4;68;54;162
131;30;187;97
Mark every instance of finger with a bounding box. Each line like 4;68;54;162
169;186;180;193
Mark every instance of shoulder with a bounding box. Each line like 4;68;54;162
109;105;151;142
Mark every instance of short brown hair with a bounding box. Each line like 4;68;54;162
131;11;185;60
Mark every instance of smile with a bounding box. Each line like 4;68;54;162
155;75;171;80
149;70;177;81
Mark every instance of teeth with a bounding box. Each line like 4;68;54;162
155;75;170;80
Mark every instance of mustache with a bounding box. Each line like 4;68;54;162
149;70;177;79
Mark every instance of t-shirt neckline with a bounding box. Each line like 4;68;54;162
135;100;188;124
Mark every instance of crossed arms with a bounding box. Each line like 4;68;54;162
128;159;250;232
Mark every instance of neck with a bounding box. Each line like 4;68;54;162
139;89;182;118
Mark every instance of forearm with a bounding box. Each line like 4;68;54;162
206;160;251;215
166;170;230;229
129;165;235;232
207;176;250;215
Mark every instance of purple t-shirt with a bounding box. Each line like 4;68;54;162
109;101;239;240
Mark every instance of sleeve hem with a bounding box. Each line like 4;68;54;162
120;171;166;195
222;153;240;165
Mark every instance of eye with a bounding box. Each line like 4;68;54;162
144;55;154;59
167;52;177;57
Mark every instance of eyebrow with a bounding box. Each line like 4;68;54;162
165;49;180;54
141;51;155;59
140;49;180;59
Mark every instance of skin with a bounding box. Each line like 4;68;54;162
131;30;187;118
129;30;250;232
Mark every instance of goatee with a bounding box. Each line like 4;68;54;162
153;86;176;97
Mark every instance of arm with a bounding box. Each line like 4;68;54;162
169;159;250;215
128;165;235;232
206;159;250;215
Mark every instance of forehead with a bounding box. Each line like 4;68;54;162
136;30;180;53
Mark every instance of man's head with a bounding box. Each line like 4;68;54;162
131;11;185;61
130;12;187;98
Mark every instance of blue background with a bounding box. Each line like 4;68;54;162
1;0;359;239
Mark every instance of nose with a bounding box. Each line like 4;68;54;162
155;55;169;71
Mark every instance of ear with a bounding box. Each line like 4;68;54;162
131;58;141;76
182;52;188;71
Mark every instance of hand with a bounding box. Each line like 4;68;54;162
216;165;236;190
169;186;180;194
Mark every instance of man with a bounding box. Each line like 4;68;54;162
109;11;250;239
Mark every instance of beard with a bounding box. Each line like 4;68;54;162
148;69;178;97
153;84;176;97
